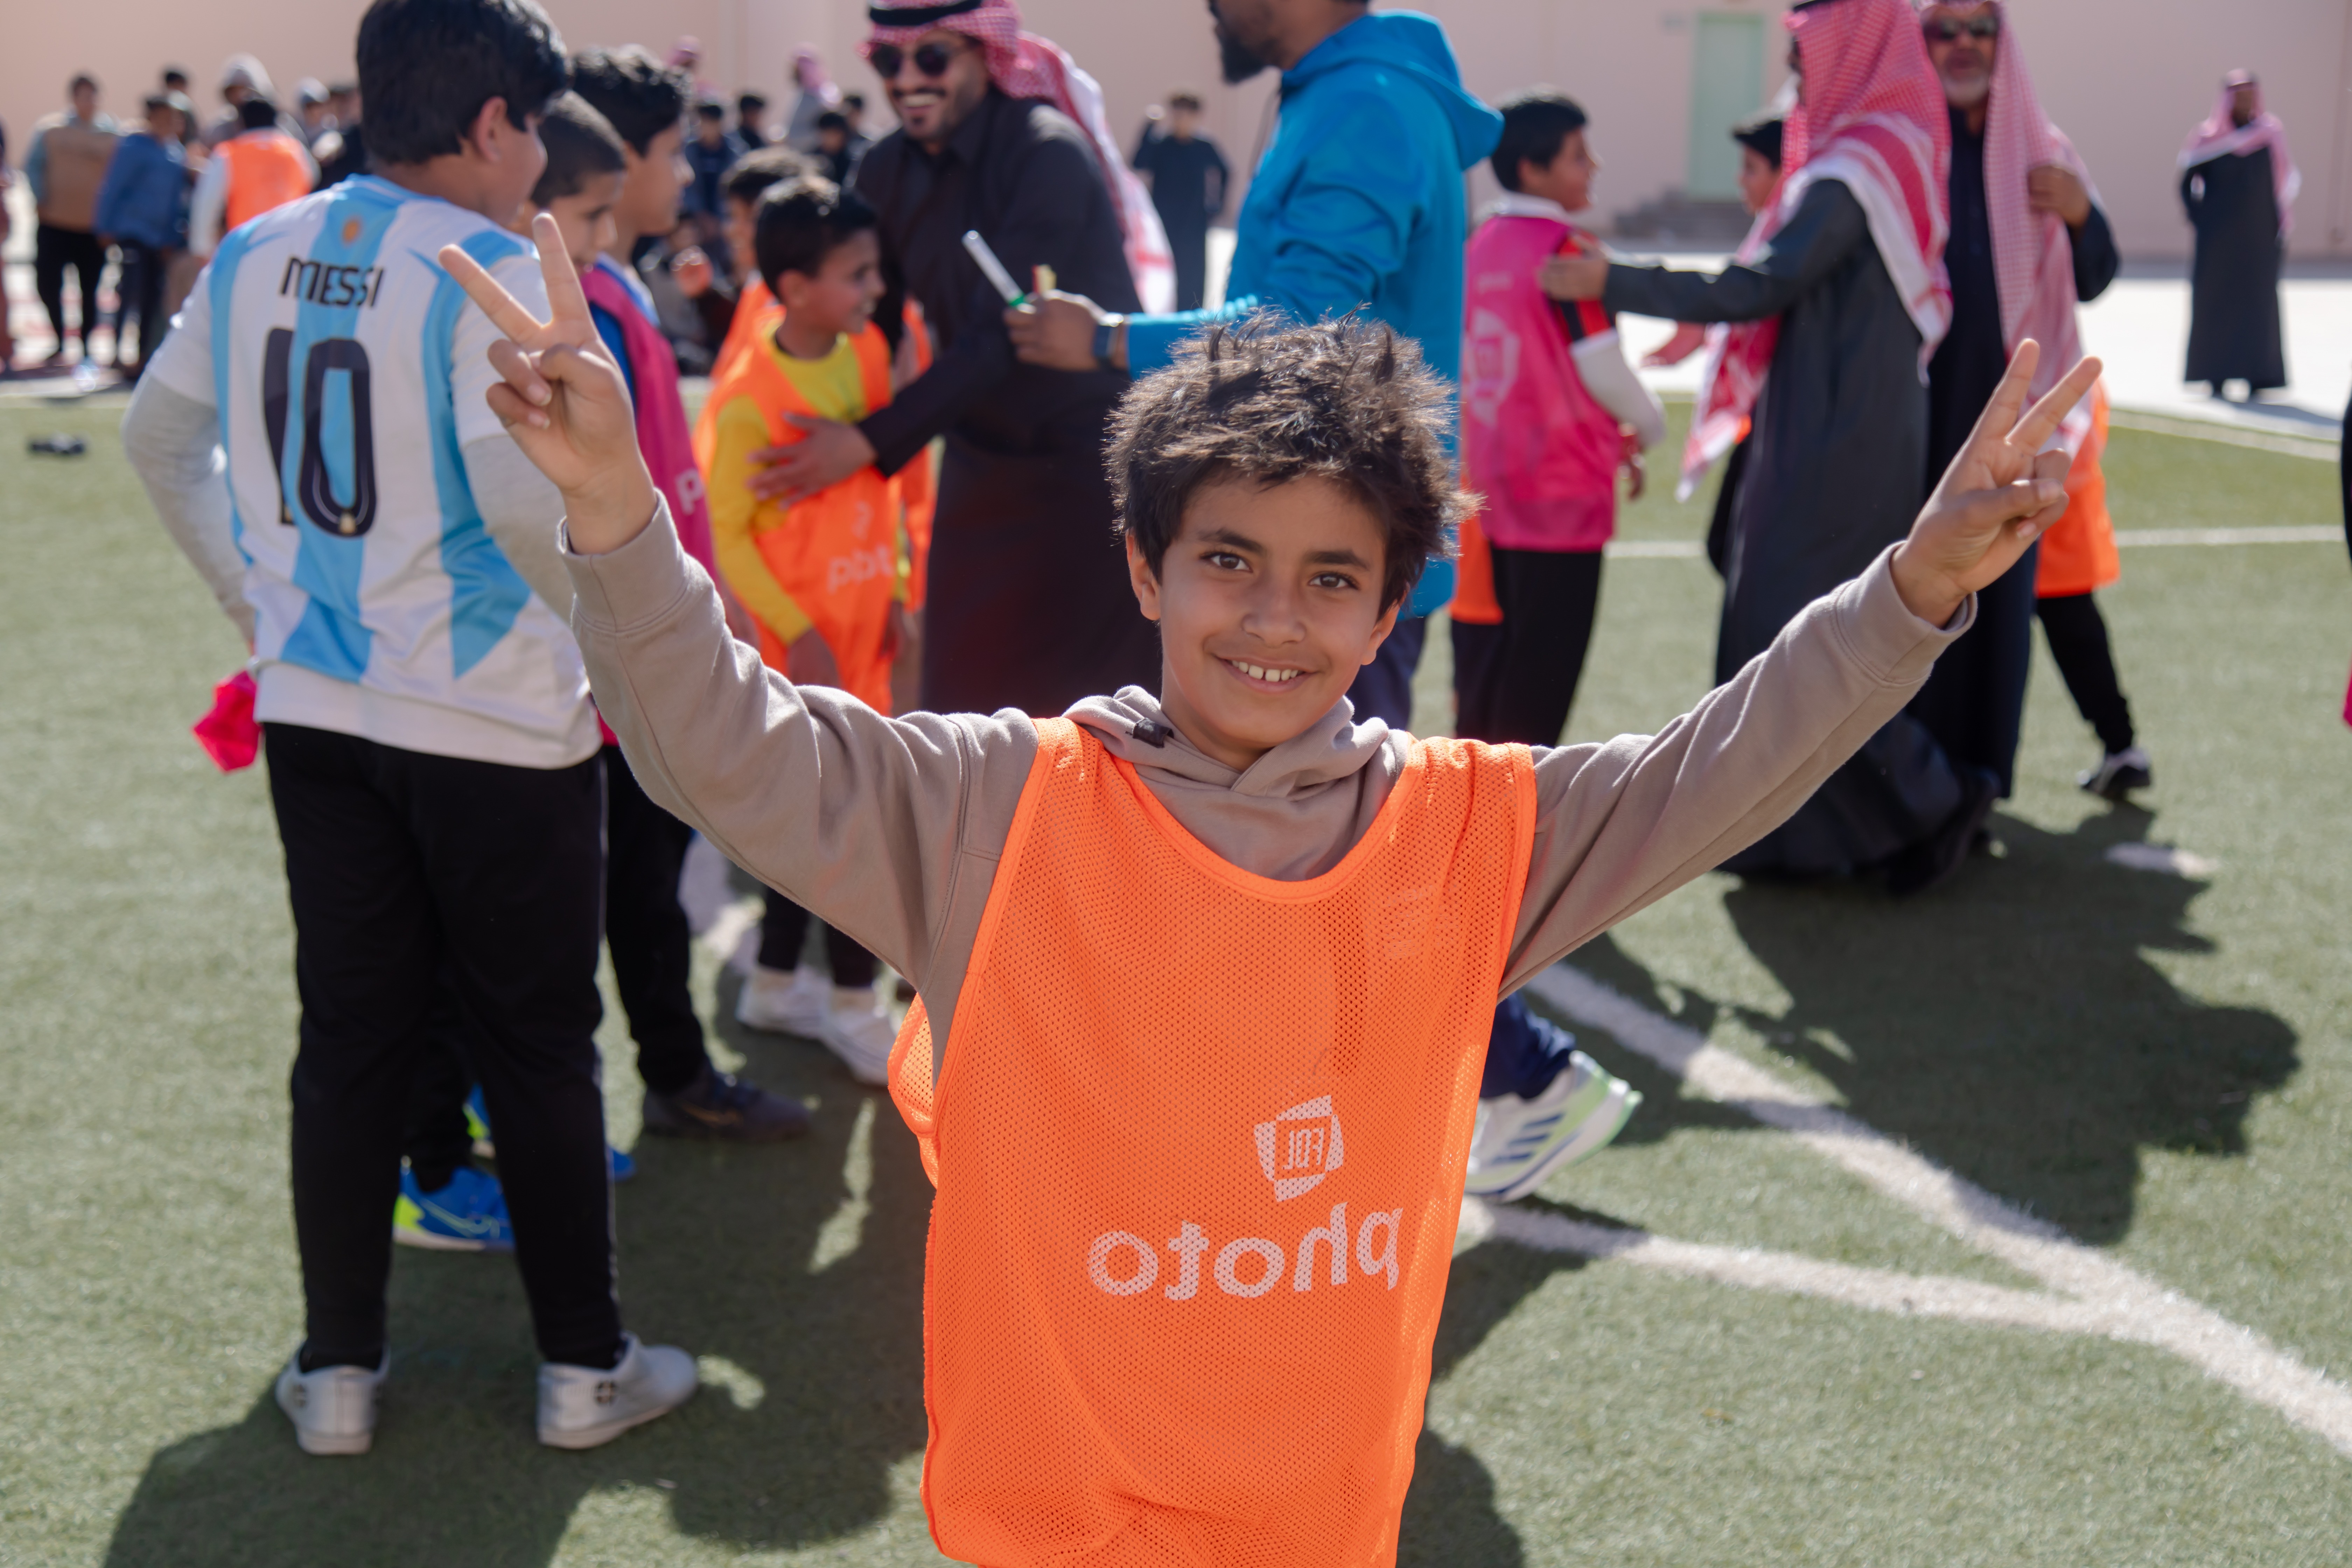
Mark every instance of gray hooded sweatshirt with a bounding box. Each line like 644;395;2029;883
564;502;1967;1070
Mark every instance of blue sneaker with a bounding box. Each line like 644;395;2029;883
393;1164;514;1252
467;1087;636;1182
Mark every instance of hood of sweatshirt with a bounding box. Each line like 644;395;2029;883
1066;686;1409;882
1283;10;1502;172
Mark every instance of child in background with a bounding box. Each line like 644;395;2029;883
127;0;700;1456
1644;113;1785;577
445;213;2093;1549
704;177;911;1083
2033;384;2152;798
681;145;939;719
539;80;804;1140
1458;90;1664;749
678;145;810;382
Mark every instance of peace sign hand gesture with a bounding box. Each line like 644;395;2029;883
437;213;659;555
1890;340;2102;628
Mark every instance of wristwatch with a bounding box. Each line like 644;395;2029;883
1092;313;1127;372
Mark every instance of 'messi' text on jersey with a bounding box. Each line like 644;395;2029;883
280;257;386;310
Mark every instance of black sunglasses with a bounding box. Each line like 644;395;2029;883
1923;15;2000;42
870;40;965;80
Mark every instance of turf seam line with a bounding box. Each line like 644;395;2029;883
1522;964;2352;1458
1601;527;2340;561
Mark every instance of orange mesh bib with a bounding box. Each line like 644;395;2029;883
220;132;314;233
2034;382;2120;599
889;718;1535;1567
704;324;901;709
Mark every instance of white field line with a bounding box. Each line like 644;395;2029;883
2106;408;2338;461
1458;1201;2112;1337
1525;965;2352;1457
1603;527;2338;561
2115;525;2340;547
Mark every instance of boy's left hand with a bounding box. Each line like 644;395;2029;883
438;213;657;555
1892;340;2101;628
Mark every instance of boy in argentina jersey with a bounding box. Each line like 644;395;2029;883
122;0;695;1458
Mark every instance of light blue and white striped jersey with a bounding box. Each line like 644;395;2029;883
148;175;597;768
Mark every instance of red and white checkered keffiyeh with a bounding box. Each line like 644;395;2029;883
1680;0;1952;500
864;0;1176;313
1971;4;2093;451
2180;74;2301;240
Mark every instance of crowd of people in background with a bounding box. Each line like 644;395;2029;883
22;0;2314;1546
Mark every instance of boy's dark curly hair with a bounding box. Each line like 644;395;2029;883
1106;314;1463;612
566;46;686;156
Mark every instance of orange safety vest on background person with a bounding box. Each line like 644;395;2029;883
705;324;903;710
889;719;1536;1567
895;299;938;612
697;295;933;613
2035;382;2120;600
219;130;314;234
1447;509;1503;626
706;275;779;396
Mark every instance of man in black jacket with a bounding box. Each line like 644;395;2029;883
749;0;1154;719
1548;0;1988;894
1907;1;2118;804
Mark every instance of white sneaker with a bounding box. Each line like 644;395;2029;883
820;983;896;1086
275;1349;388;1456
2079;745;2154;800
1465;1051;1640;1203
537;1332;698;1450
734;962;832;1036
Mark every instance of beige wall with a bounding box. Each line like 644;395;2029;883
7;1;2347;260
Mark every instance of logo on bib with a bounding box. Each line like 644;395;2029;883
1255;1095;1344;1200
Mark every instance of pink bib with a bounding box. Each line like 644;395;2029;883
582;262;716;577
1461;215;1624;553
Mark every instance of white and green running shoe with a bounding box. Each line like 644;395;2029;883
1465;1050;1640;1203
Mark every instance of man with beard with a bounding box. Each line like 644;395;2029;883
2180;71;2298;399
1548;0;1989;895
748;0;1174;718
1906;0;2117;804
1013;3;1646;1204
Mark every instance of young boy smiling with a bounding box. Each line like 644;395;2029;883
704;176;913;1079
446;229;2093;1561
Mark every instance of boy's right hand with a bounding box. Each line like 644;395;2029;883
438;213;658;556
786;629;841;689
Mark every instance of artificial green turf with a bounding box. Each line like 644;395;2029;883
3;396;2349;1565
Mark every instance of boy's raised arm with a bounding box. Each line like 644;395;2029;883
439;219;1030;990
1500;343;2099;989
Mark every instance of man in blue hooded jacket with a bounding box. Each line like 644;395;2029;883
1016;0;1495;668
1012;0;1642;1204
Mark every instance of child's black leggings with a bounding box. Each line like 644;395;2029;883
2035;592;2136;754
760;887;879;989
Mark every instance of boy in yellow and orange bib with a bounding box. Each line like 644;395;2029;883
702;175;912;1081
446;216;2095;1563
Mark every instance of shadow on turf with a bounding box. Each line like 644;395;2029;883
1566;805;2298;1245
101;975;1552;1565
103;1000;934;1567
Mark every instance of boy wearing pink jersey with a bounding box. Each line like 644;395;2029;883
1458;92;1665;747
